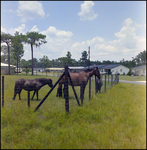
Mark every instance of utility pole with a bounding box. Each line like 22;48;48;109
88;46;90;67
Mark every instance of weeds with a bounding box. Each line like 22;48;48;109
1;75;146;149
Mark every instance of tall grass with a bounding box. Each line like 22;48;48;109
1;75;146;149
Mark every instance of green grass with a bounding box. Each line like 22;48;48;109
119;75;146;81
1;75;146;149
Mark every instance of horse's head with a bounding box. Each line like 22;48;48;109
94;67;101;79
47;79;53;88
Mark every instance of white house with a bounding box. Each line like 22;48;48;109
98;64;129;75
1;63;16;75
132;65;146;76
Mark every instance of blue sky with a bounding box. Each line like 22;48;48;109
1;1;146;62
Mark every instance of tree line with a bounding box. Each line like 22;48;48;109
1;31;146;75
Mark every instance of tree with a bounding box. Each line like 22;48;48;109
23;31;47;75
134;50;146;66
11;31;24;74
1;45;8;63
1;32;13;75
80;50;88;66
66;51;73;66
39;55;50;71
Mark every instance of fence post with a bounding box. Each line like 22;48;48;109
64;65;69;113
89;77;91;100
108;74;109;83
2;76;4;107
105;74;106;92
118;74;119;83
81;81;85;105
111;74;113;87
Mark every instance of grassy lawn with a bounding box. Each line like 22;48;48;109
1;75;146;149
119;75;146;81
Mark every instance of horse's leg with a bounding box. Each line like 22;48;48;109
36;90;39;101
12;85;18;100
56;84;60;97
80;84;86;105
63;87;65;98
18;89;22;100
12;91;17;100
31;91;36;100
56;84;62;97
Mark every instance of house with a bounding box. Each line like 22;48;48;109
98;64;129;75
132;65;146;76
45;64;130;75
1;63;16;75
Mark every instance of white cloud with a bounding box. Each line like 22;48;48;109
17;1;45;22
123;18;133;26
23;26;74;60
1;26;7;33
115;18;139;49
30;25;39;32
14;24;26;34
2;24;26;35
70;18;145;61
78;1;98;21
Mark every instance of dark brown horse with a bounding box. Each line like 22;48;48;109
56;67;101;102
12;78;53;101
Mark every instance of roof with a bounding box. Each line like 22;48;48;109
100;64;121;69
1;63;16;68
87;64;125;69
132;65;146;69
69;66;84;69
45;68;64;71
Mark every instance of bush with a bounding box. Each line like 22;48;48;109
127;69;132;76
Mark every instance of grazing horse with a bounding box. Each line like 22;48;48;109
12;78;53;101
56;67;101;102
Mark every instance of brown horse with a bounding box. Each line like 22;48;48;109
12;78;53;101
56;67;101;102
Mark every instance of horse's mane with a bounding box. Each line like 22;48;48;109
83;68;94;72
35;78;47;82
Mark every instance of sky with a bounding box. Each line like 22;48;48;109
1;1;146;62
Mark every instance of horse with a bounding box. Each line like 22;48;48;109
12;78;53;101
96;77;103;93
56;67;101;103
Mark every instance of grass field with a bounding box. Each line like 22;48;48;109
1;75;146;149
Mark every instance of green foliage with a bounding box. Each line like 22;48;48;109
127;69;132;76
1;75;146;149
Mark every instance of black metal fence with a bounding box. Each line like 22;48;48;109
1;66;119;113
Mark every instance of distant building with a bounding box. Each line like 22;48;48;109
132;65;146;76
1;63;16;75
68;66;85;73
45;66;85;73
98;64;129;75
45;64;130;75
